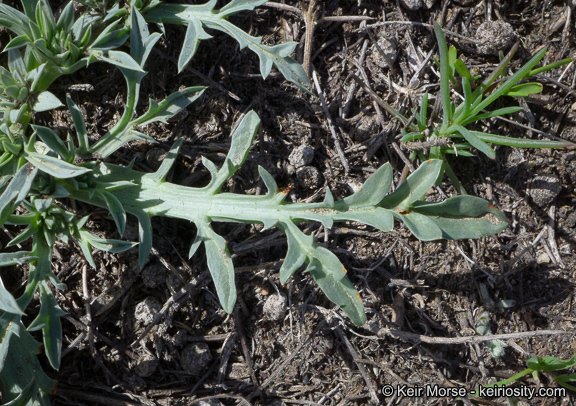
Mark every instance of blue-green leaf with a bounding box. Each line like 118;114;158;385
32;91;62;112
27;283;66;370
26;152;91;178
0;276;24;315
197;219;236;313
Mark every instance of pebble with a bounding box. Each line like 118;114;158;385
289;145;315;168
398;0;436;10
296;166;324;189
371;35;398;70
530;174;562;207
134;352;159;377
475;21;516;55
263;293;287;321
191;400;223;406
180;342;213;377
134;296;162;325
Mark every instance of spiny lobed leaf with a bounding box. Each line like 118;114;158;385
63;111;508;325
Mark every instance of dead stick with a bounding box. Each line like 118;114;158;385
382;328;572;345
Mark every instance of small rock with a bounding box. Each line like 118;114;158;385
530;174;562;207
476;21;516;55
180;343;213;377
289;145;315;168
263;293;287;321
398;0;436;10
134;352;159;377
135;297;162;325
371;35;398;69
536;252;551;264
296;166;324;190
192;400;223;406
141;262;168;288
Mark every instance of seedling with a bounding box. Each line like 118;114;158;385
399;23;573;193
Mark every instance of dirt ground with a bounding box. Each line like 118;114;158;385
35;1;576;405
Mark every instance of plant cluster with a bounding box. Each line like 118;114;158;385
0;1;570;405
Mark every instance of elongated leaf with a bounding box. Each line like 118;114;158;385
0;276;24;315
380;160;443;209
90;49;145;72
527;355;576;372
308;259;366;325
136;212;153;267
32;125;72;161
26;152;91;178
340;163;393;208
454;59;473;81
207;111;260;192
279;226;307;283
467;48;547;118
132;86;205;126
394;211;443;241
197;219;236;313
67;96;89;154
453;124;495;159
27;283;66;370
503;82;543;97
101;190;126;236
460;106;523;126
0;316;56;404
56;1;74;31
471;131;572;149
0;164;37;226
334;207;394;232
81;230;137;253
434;23;452;127
410;196;508;239
0;251;36;266
219;0;267;17
131;6;162;66
178;20;211;72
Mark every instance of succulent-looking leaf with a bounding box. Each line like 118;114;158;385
27;283;66;370
0;276;24;315
380;160;443;209
196;219;237;313
178;20;211;73
206;110;260;193
0;316;56;404
101;190;127;236
32;91;63;113
308;258;366;325
26;152;91;178
340;163;393;208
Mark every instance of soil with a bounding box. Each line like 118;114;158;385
16;1;576;405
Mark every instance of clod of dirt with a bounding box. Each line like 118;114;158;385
398;0;436;10
296;166;324;189
263;293;287;321
530;174;562;207
289;145;315;168
134;297;162;325
370;34;398;70
134;352;159;377
475;21;517;55
180;342;213;377
353;115;378;142
141;263;168;288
